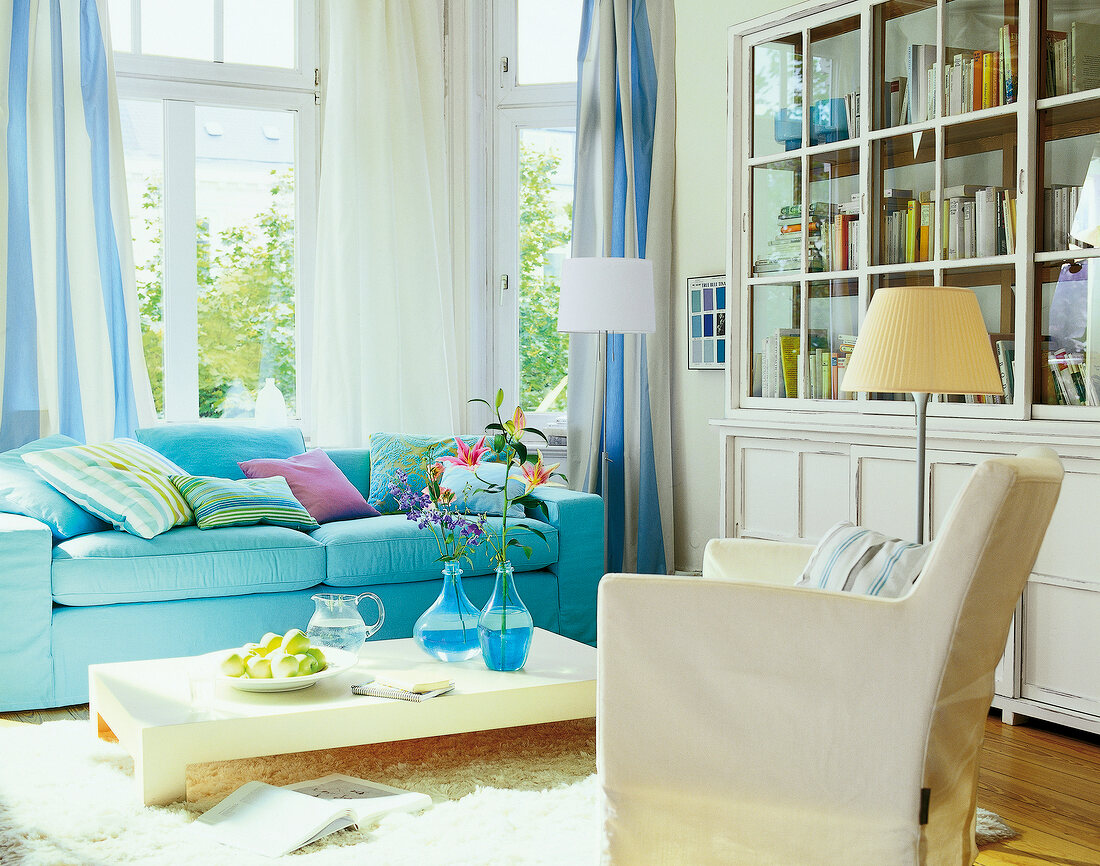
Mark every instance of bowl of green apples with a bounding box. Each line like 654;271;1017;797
215;629;359;693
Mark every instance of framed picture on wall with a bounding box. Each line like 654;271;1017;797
687;274;726;370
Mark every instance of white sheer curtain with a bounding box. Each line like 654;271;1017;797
310;0;459;446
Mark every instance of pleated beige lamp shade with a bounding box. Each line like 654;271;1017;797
841;286;1003;395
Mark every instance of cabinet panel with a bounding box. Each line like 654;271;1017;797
1032;468;1100;586
801;451;850;539
1023;581;1100;717
741;446;799;538
929;459;978;539
856;451;917;540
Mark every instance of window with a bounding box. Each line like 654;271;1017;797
492;1;582;422
111;0;317;423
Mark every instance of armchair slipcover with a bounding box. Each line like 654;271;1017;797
597;448;1063;865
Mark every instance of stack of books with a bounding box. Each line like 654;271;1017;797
1046;350;1100;405
882;188;932;264
822;196;861;271
753;202;834;275
1044;184;1091;249
758;329;854;400
903;31;1018;123
1046;22;1100;97
943;184;1016;259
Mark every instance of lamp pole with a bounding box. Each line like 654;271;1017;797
913;391;929;544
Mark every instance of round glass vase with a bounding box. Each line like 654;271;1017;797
478;562;534;671
413;562;482;661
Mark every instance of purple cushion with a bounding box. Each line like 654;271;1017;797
238;449;380;524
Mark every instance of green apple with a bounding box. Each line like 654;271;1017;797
245;655;273;678
305;647;327;672
281;628;311;655
220;652;246;677
242;642;264;657
271;653;300;678
260;632;283;654
294;653;315;675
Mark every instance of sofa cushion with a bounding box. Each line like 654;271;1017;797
135;424;306;479
52;525;325;606
171;474;320;531
367;433;504;514
795;521;930;598
314;514;559;587
239;449;380;524
22;438;192;539
0;435;110;539
441;462;525;518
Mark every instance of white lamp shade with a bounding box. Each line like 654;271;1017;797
841;285;1003;395
557;257;656;334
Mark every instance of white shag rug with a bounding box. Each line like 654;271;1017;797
0;721;1015;865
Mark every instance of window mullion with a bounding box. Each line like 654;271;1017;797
131;0;141;56
163;99;200;421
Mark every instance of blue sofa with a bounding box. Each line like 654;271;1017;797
0;425;604;712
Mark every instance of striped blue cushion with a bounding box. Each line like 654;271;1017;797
170;475;319;532
22;438;192;539
795;522;930;598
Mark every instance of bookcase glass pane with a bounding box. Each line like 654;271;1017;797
874;0;937;130
809;17;861;143
942;0;1019;115
1043;0;1100;98
942;115;1018;260
810;148;861;271
750;283;801;398
875;130;935;265
807;279;858;400
752;158;803;276
865;272;933;403
1038;101;1100;253
752;36;804;159
1036;259;1100;406
941;266;1016;404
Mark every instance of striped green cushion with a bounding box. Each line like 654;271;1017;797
22;438;193;539
170;474;319;531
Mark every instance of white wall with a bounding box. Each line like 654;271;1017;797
670;0;799;569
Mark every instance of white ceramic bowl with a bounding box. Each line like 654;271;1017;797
213;646;361;693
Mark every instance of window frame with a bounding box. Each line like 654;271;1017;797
113;0;319;426
490;0;578;431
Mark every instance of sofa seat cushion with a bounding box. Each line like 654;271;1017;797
52;525;325;606
314;514;558;587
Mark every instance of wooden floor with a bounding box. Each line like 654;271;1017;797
1;706;1097;863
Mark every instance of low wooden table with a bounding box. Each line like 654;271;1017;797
89;628;596;805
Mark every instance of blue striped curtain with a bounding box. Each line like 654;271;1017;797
568;0;674;574
1;0;153;451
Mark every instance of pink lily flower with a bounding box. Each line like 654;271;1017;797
437;487;456;506
521;451;560;494
440;436;490;469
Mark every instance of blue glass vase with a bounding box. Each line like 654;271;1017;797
413;562;481;661
478;562;533;671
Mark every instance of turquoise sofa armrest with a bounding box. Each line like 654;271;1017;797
526;486;604;645
0;513;55;709
322;448;371;502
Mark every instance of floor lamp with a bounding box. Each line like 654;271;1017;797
840;285;1003;543
557;257;656;570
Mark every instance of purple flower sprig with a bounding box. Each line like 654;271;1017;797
390;468;486;565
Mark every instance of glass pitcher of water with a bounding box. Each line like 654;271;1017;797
306;592;385;653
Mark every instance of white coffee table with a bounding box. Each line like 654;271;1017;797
89;628;596;805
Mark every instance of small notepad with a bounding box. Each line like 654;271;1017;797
351;681;454;702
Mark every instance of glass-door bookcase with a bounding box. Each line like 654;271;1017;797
729;0;1100;420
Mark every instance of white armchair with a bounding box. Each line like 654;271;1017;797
597;449;1063;865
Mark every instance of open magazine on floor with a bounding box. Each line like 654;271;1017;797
193;774;432;857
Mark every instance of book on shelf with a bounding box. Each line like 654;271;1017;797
996;340;1015;403
845;89;862;137
1071;21;1100;94
906;43;936;123
193;775;431;858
